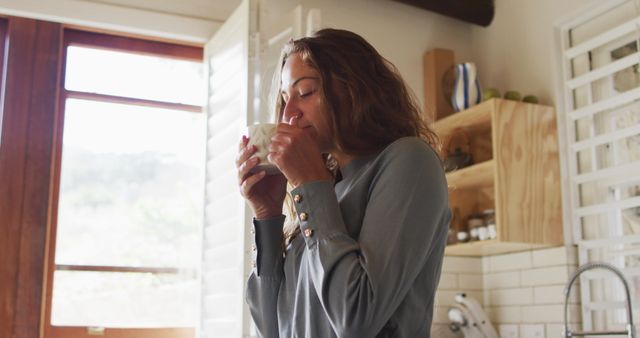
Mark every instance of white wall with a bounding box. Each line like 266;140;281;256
264;0;606;112
470;0;600;107
271;0;605;115
293;0;474;110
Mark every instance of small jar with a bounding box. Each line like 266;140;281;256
455;218;469;243
467;215;484;241
450;208;468;243
482;209;497;240
456;228;469;243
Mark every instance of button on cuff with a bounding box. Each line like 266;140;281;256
291;180;348;247
299;212;308;221
303;228;314;237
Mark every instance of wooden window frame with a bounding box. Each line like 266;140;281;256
0;17;63;338
43;28;203;338
0;18;6;112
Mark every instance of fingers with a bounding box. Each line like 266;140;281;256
236;137;257;167
237;156;259;183
288;114;299;127
236;135;261;185
238;135;248;151
276;113;302;134
239;170;266;197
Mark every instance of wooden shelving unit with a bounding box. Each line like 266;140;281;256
446;160;494;190
436;98;564;256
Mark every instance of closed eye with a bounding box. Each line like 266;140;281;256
299;89;315;98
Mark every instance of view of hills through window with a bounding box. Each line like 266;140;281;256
51;43;205;328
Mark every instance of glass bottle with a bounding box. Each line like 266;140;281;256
467;215;484;241
482;209;497;240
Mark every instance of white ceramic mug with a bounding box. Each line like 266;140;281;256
246;123;280;175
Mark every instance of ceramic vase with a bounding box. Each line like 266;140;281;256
451;62;482;112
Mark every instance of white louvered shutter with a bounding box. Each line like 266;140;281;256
557;0;640;332
199;1;317;337
200;0;257;337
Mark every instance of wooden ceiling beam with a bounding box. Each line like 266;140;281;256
391;0;495;27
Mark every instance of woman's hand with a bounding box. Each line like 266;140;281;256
236;136;287;219
268;116;332;187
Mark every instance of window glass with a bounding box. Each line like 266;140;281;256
52;97;204;327
56;98;205;268
65;46;205;106
51;270;198;327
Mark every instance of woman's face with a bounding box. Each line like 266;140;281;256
280;53;334;153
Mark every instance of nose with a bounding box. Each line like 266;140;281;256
282;98;301;123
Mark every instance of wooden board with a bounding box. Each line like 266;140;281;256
423;48;455;122
492;99;563;245
445;240;551;257
441;98;564;255
446;160;494;190
433;98;494;137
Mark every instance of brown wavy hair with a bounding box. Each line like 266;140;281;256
273;28;440;243
273;28;439;157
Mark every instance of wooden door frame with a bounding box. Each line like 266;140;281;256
0;16;63;338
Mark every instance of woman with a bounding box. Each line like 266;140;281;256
236;28;450;338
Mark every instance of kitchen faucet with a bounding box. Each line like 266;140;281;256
563;261;636;338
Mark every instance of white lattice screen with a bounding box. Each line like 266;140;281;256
557;0;640;331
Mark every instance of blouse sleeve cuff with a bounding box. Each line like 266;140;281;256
252;215;285;277
290;180;348;247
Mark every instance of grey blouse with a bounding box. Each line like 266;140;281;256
246;137;451;338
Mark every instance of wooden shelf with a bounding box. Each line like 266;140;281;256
446;160;494;190
433;98;494;136
435;98;563;257
445;240;551;257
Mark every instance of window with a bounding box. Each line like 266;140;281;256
45;29;205;338
557;0;640;332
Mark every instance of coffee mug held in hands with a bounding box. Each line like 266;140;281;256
246;123;280;175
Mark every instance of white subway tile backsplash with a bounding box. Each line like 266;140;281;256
499;324;519;338
534;285;579;305
489;288;533;306
438;273;459;289
442;256;483;273
483;256;491;271
520;324;545;338
458;273;484;290
488;306;522;323
485;271;521;289
532;246;579;267
520;304;581;323
566;247;578;265
521;266;571;286
545;324;564;338
489;251;533;272
532;246;568;267
438;247;581;330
